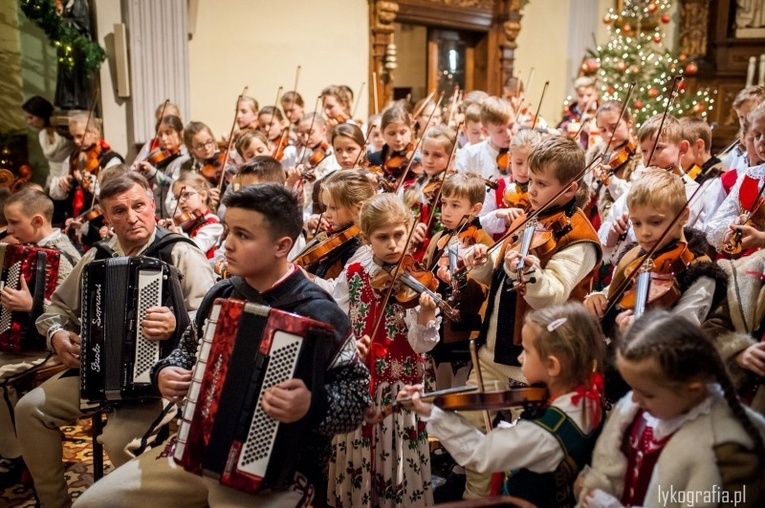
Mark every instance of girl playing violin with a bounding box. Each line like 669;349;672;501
162;173;224;259
480;129;541;238
367;103;420;190
588;100;641;225
399;302;607;508
257;106;297;168
164;121;228;216
298;169;374;284
134;115;185;217
576;311;765;508
328;193;439;508
281;90;304;145
305;122;364;227
321;85;353;127
236;95;259;131
404;125;456;261
130;101;183;169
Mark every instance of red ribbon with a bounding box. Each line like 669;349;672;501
571;371;604;427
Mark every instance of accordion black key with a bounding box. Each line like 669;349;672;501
80;256;186;404
0;244;60;352
174;298;335;494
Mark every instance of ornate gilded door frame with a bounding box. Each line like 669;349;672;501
368;0;524;112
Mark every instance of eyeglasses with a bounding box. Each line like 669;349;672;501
175;190;198;201
192;140;216;151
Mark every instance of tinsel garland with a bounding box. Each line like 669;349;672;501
19;0;106;77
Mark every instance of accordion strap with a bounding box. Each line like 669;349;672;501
31;250;48;321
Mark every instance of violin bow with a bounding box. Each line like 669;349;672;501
170;185;186;221
393;91;445;193
292;65;301;101
514;67;535;122
80;87;100;151
352;81;366;119
412;91;436;120
298;96;322;163
646;76;683;166
601;180;705;320
218;86;248;193
267;85;285;153
530;81;549;130
353;123;376;168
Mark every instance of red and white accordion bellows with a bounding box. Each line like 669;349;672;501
174;298;335;494
80;256;181;405
0;244;60;352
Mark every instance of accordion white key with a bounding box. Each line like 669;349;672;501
80;256;182;405
174;297;334;494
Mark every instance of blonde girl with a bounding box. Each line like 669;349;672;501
400;303;607;508
328;193;439;508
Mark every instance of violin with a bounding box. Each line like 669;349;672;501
200;152;226;185
618;241;693;317
363;164;396;192
308;140;330;168
385;143;418;180
370;254;460;321
600;140;636;186
412;385;548;413
293;224;360;268
173;209;207;232
146;145;181;169
70;143;103;192
326;114;349;128
496;148;510;174
272;129;290;161
503;181;530;209
722;202;765;256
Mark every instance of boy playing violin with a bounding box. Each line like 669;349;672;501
599;115;705;262
422;172;493;390
455;96;515;182
584;168;725;401
460;135;602;499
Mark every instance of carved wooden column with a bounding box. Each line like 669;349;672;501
678;0;709;59
490;0;523;94
369;1;399;113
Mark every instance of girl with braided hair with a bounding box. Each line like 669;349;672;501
577;310;765;508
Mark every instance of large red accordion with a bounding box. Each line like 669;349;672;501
80;256;186;404
174;298;335;494
0;244;60;352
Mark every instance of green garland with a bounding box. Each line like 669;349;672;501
19;0;106;77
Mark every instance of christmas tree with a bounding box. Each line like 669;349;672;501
575;0;713;127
